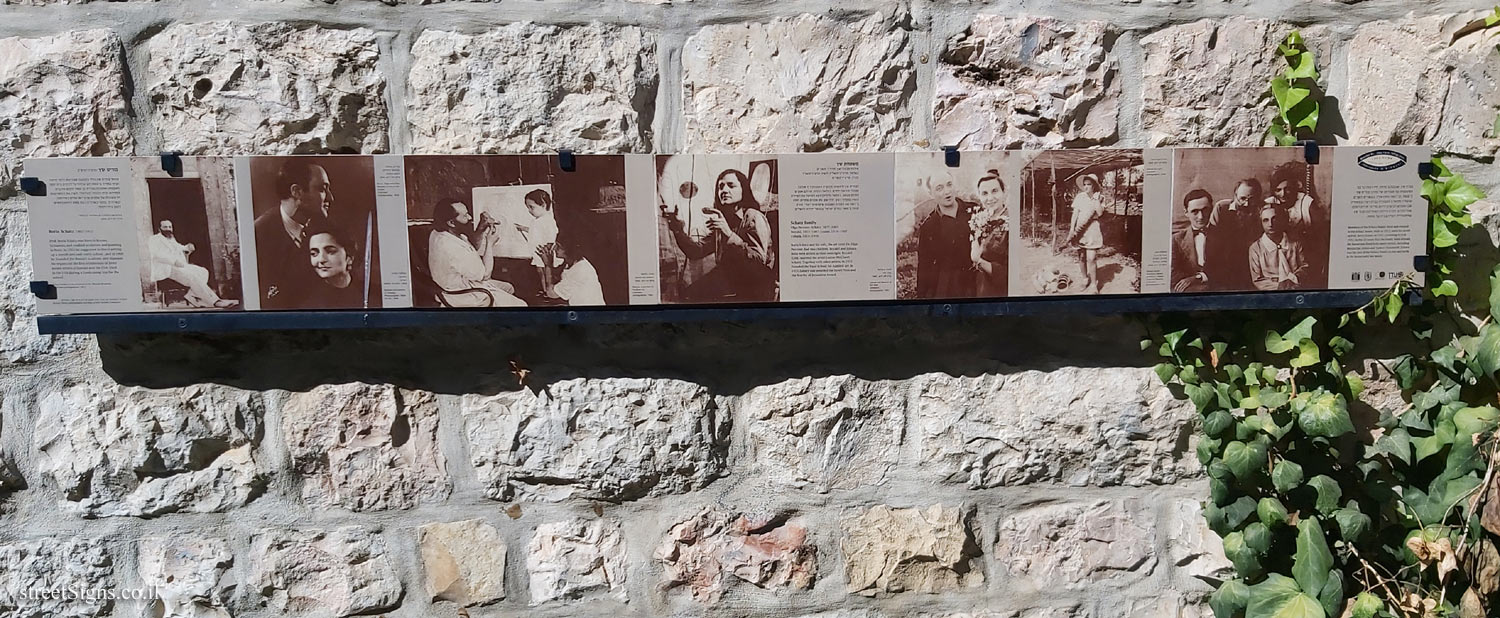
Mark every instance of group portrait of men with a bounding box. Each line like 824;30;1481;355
1171;163;1328;293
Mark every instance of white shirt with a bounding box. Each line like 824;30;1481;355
1193;229;1207;267
554;259;605;306
528;213;558;267
147;233;190;281
428;230;488;291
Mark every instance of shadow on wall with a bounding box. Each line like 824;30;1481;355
96;312;1160;395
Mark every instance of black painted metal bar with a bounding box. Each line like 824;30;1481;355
36;290;1381;335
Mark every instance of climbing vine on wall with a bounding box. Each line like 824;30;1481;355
1150;23;1500;618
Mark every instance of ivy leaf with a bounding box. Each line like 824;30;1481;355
1470;323;1500;383
1293;391;1354;438
1371;427;1412;465
1455;405;1500;436
1224;440;1269;482
1443;175;1485;211
1315;570;1343;617
1225;496;1260;531
1247;573;1325;618
1349;592;1383;618
1293;102;1320;130
1258;388;1290;410
1154;362;1176;384
1244;522;1273;554
1390;354;1421;389
1273;460;1305;494
1307;475;1342;514
1489;264;1500;319
1204;410;1234;437
1432;278;1459;297
1289;339;1321;368
1259;497;1291;527
1212;579;1252;618
1197;436;1223;465
1224;531;1263;577
1333;507;1371;541
1187;383;1217;413
1292;518;1334;596
1266;317;1316;354
1286;50;1318;79
1404;475;1483;525
1431;212;1459;247
1384;292;1402;323
1344;371;1364;400
1328;336;1353;357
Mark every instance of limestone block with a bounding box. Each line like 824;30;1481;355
914;368;1195;488
418;519;507;607
1167;498;1233;584
0;538;113;617
528;518;627;604
911;610;1084;618
0;210;90;364
146;22;388;155
462;378;728;501
1142;18;1327;146
741;375;904;491
34;382;266;518
1347;13;1500;159
682;13;916;153
0;29;131;198
656;507;815;602
993;500;1156;590
138;537;234;618
282;383;449;511
244;526;402;617
841;504;983;596
935;15;1118;150
408;23;656;154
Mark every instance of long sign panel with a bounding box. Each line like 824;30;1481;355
22;147;1428;317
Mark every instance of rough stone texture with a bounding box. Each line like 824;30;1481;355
417;519;507;607
914;369;1195;487
656;507;816;602
147;22;388;155
34;382;266;518
912;610;1085;618
0;538;113;618
741;376;904;491
1141;18;1298;146
681;13;916;153
1347;13;1500;159
1167;498;1233;585
408;23;656;154
0;29;131;198
282;383;449;511
244;526;403;617
993;500;1156;590
462;378;728;502
935;15;1118;150
528;518;627;604
841;504;983;596
137;537;234;618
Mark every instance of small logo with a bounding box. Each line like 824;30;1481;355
1378;271;1387;278
1350;272;1361;282
1358;149;1408;172
1364;272;1373;281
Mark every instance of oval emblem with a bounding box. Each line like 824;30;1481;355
1357;150;1407;172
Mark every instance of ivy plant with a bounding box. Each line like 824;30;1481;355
1151;28;1500;618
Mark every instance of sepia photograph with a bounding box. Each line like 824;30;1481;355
247;155;383;310
131;156;243;311
404;154;627;308
894;152;1014;300
1015;149;1144;296
1171;147;1332;292
656;154;780;304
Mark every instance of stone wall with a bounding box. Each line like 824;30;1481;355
0;1;1495;617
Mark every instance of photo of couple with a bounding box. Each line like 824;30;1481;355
404;154;626;308
246;156;381;310
894;151;1012;300
1170;148;1332;292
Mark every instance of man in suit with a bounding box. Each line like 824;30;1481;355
1172;189;1227;292
1209;179;1263;290
254;159;333;308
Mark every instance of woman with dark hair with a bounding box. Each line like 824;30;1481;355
660;168;776;302
303;220;368;309
971;169;1009;297
538;232;605;306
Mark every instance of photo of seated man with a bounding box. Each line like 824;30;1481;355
1170;189;1229;292
427;197;527;307
147;219;238;309
1249;204;1309;291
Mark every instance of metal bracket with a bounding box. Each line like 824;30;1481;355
29;281;56;300
558;149;576;172
18;177;46;196
943;146;960;168
1413;255;1431;271
1417;161;1436;179
1295;140;1320;165
160;151;184;177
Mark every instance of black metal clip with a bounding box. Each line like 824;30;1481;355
18;177;46;196
558;149;576;172
1413;255;1431;271
1417;161;1436;180
29;281;56;300
943;146;960;168
160;151;184;177
1295;140;1319;165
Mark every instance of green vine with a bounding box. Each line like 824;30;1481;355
1152;27;1500;618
